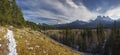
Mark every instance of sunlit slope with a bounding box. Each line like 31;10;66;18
13;28;83;55
0;27;8;55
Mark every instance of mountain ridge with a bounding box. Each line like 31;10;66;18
54;16;120;29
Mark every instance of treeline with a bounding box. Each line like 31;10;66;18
104;21;120;55
0;0;25;27
47;21;120;55
0;0;55;30
26;21;56;31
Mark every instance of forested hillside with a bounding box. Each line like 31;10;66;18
0;0;47;30
0;0;25;27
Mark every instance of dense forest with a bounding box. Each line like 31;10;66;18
0;0;25;27
45;21;120;55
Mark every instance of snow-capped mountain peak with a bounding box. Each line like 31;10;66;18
96;16;113;22
71;20;87;25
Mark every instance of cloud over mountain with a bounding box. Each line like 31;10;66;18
16;0;98;24
16;0;120;24
105;7;120;20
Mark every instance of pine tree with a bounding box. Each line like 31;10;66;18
10;0;25;26
0;0;12;25
0;0;25;27
104;21;120;55
79;30;87;51
97;23;105;46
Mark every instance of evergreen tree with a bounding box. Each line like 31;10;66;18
0;0;25;27
0;0;12;25
97;23;105;46
10;0;25;26
79;31;87;51
104;21;120;55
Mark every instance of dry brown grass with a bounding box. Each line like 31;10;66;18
0;27;8;55
0;27;83;55
13;28;83;55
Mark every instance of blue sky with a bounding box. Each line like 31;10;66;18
16;0;120;24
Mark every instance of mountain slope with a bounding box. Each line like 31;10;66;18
0;27;8;55
5;29;17;55
0;27;83;55
87;16;114;28
55;16;115;29
55;20;88;29
14;28;83;55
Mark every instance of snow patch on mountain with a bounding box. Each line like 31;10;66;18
4;29;17;55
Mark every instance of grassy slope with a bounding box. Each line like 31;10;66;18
0;27;8;55
13;28;83;55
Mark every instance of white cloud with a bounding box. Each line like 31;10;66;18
96;7;102;12
17;0;99;24
66;0;79;8
105;7;120;20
